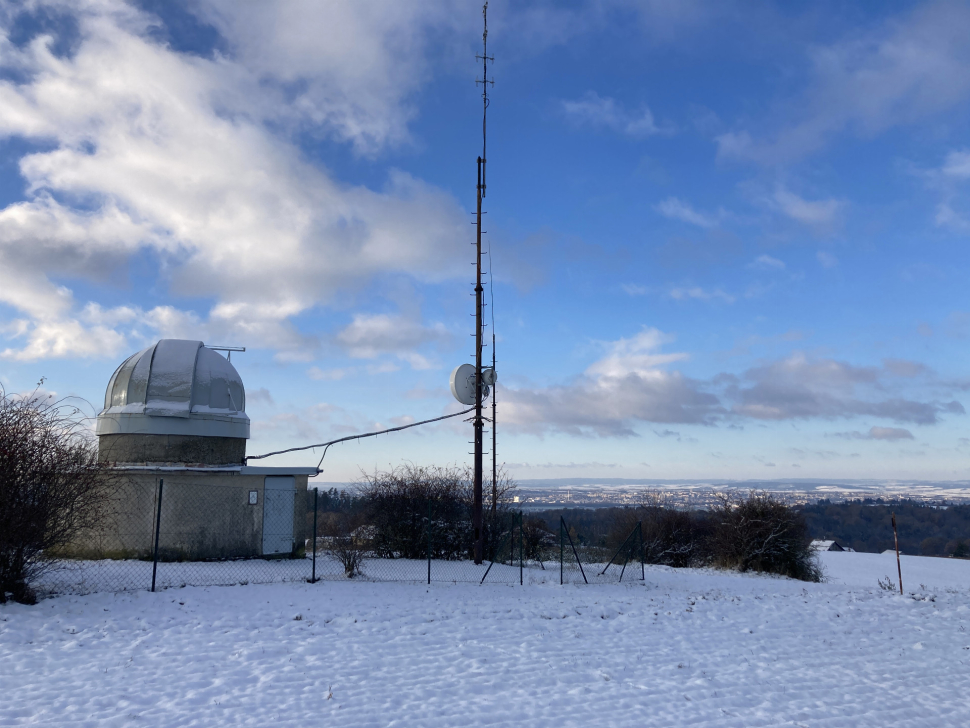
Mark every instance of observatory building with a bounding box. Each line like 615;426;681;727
78;339;314;560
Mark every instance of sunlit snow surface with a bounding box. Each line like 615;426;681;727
2;552;969;726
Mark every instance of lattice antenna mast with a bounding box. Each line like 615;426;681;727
489;236;497;516
477;2;494;198
472;2;494;564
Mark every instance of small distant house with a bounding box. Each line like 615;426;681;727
810;539;845;552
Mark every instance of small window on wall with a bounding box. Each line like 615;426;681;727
249;490;258;505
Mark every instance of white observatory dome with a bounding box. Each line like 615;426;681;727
96;339;250;439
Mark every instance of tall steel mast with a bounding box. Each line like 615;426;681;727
473;2;493;564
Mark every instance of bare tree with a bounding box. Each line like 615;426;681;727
0;385;113;603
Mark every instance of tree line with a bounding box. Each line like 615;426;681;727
800;499;970;556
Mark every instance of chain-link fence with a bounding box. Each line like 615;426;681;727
36;478;314;597
34;484;646;598
550;514;645;585
306;491;526;584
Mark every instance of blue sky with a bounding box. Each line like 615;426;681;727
2;0;970;482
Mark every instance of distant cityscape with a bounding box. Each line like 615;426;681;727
316;478;970;508
512;479;970;509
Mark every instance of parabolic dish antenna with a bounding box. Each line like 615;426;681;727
450;363;490;405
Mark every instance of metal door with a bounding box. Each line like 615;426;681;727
262;476;295;555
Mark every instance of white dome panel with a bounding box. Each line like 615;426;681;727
96;339;250;439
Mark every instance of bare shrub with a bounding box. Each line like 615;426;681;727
356;463;516;561
319;512;370;577
709;491;822;582
877;575;897;591
608;494;710;568
0;386;114;603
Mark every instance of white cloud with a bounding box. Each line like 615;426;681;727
501;335;956;437
502;327;719;437
932;149;970;231
195;0;467;154
655;197;718;228
941;149;970;179
585;328;688;379
749;254;785;271
669;286;735;304
335;313;451;370
0;1;471;361
307;367;352;381
773;188;842;228
727;352;959;425
561;91;666;137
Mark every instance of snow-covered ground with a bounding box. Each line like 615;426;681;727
2;552;969;727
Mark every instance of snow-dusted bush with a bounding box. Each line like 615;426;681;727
0;386;114;603
709;492;822;582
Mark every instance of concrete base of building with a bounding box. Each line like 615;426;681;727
63;468;308;561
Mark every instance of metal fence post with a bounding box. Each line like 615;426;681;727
311;487;318;583
151;478;164;593
427;499;432;585
560;515;564;585
519;510;523;586
639;521;645;581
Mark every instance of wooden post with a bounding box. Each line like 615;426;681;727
892;511;903;595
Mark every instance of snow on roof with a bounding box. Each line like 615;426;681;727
810;540;844;552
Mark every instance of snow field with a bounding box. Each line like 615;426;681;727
1;552;968;727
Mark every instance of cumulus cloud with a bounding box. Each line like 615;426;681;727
502;328;721;437
502;332;958;438
0;0;470;361
726;352;960;425
194;0;468;153
561;91;667;137
335;313;451;370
